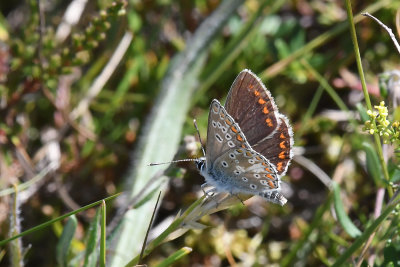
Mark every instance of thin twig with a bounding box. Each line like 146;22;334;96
138;191;162;266
362;12;400;55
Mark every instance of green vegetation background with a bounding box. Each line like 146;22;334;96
0;0;400;266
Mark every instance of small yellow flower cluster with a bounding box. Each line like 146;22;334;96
364;101;400;144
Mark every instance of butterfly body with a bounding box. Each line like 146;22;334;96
198;69;293;206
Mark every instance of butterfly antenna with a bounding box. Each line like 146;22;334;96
193;119;206;157
148;158;198;166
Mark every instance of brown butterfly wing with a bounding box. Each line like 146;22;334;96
252;114;293;176
225;69;280;146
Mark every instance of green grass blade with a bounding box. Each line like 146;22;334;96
332;191;400;266
333;182;362;238
362;142;384;186
154;247;192;267
100;201;106;267
83;208;101;267
56;215;77;267
0;193;120;247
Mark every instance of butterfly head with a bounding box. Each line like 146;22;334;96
195;157;206;172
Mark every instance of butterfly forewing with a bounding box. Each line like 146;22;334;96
205;100;251;168
225;70;280;145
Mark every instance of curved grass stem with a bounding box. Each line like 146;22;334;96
345;0;393;198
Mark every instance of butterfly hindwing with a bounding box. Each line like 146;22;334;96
252;114;294;176
207;148;280;195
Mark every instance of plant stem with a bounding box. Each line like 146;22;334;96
345;0;393;197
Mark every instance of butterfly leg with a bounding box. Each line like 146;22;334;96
201;183;216;198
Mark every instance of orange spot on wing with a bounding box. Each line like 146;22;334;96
264;168;272;173
231;126;238;133
236;149;243;153
237;134;243;142
265;118;273;127
280;141;286;149
268;181;275;188
242;144;246;148
266;174;274;180
263;106;269;114
246;151;252;157
225;119;232;125
280;133;285;139
219;112;225;118
248;84;254;89
277;162;283;171
255;156;262;161
279;151;285;159
258;98;266;105
253;90;260;96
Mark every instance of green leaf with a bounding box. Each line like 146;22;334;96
332;182;362;238
383;242;400;266
356;103;369;123
56;215;78;267
362;142;384;186
154;247;192;267
390;168;400;183
83;209;101;267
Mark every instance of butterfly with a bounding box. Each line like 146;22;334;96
195;69;293;206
